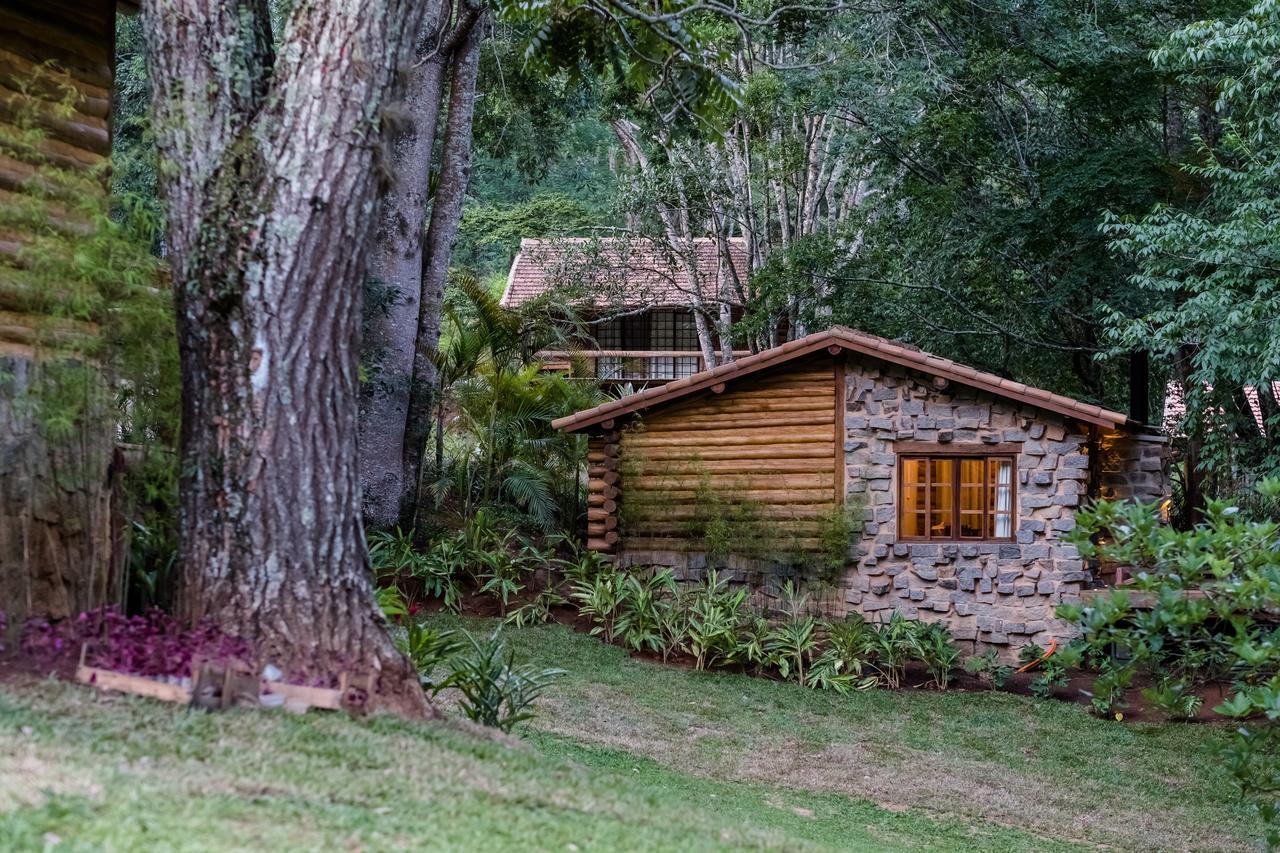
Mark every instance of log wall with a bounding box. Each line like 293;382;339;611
598;356;841;557
0;0;121;624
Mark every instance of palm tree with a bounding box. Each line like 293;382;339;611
420;273;598;531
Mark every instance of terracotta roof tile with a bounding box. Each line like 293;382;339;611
500;237;748;309
553;325;1134;433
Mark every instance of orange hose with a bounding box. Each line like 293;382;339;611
1016;637;1057;673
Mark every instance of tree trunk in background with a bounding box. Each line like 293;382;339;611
402;15;484;528
144;0;432;716
359;0;479;530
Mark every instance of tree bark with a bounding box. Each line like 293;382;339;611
143;0;434;716
402;15;484;527
359;0;452;530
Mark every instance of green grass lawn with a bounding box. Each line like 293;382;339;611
0;616;1263;851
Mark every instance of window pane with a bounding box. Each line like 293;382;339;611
959;458;985;538
597;355;622;379
990;458;1014;538
900;458;927;538
674;356;699;379
650;310;674;350
674;312;699;350
595;319;621;349
929;458;953;538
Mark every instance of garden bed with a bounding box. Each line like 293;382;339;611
413;583;1236;724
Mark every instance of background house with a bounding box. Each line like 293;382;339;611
501;236;751;386
554;326;1170;655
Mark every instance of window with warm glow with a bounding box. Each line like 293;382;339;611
898;454;1016;541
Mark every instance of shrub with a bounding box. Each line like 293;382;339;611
685;570;749;670
504;587;566;627
420;533;468;612
764;583;820;683
474;543;527;616
964;649;1013;689
1017;642;1071;699
439;630;565;732
807;616;877;694
1061;480;1280;842
908;623;961;690
369;528;463;613
655;585;691;663
570;570;628;643
862;612;917;689
738;615;775;675
19;607;249;679
614;570;677;654
398;622;465;691
376;585;409;620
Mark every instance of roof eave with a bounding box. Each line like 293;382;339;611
553;328;1132;434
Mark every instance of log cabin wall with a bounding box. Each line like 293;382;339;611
605;355;841;566
0;0;121;623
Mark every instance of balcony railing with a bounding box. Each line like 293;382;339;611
537;350;753;383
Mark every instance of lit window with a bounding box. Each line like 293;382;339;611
898;454;1015;540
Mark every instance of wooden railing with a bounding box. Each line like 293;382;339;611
537;349;753;383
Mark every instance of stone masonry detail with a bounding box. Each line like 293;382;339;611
840;360;1096;655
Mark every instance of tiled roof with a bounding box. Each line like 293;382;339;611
500;237;747;309
553;326;1136;433
1163;379;1280;436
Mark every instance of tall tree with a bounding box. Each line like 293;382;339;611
820;0;1238;402
402;13;487;528
1104;0;1280;484
143;0;434;714
359;0;484;530
362;0;741;528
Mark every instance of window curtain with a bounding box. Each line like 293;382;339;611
994;460;1014;538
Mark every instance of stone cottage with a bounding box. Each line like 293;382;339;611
553;326;1169;654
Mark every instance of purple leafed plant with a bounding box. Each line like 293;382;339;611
19;607;252;679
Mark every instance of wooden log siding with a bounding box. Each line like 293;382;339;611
584;433;622;553
612;359;840;555
0;0;122;624
1;0;116;352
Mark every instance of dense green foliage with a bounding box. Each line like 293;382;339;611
424;278;599;532
437;629;566;732
2;64;179;610
1061;482;1280;844
1103;0;1280;482
376;528;968;693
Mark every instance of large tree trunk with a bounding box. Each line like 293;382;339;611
143;0;433;716
359;0;480;530
402;15;484;528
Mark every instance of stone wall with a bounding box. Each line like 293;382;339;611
839;359;1100;656
1094;431;1170;504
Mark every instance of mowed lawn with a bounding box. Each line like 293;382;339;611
0;617;1262;852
